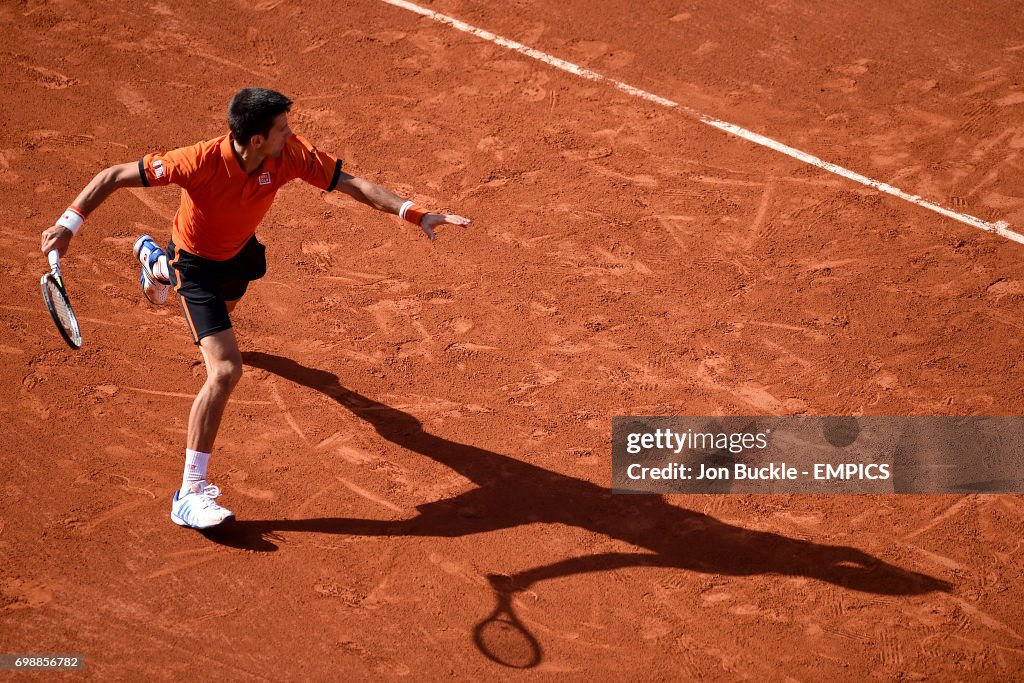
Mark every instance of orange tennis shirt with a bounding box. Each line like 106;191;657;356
139;134;342;260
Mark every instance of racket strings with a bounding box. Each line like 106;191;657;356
48;282;74;326
43;276;82;346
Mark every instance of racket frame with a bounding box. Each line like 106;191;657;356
40;250;82;349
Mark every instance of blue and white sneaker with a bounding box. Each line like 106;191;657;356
170;480;234;529
132;234;170;305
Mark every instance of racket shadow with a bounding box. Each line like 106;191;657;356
472;574;542;669
213;352;952;668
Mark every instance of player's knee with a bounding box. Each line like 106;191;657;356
209;356;243;389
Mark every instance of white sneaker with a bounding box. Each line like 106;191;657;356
170;480;234;529
133;234;170;305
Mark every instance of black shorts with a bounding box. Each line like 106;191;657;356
167;236;267;343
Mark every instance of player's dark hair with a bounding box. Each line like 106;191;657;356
227;87;293;145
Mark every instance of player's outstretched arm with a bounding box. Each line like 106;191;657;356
40;162;146;256
332;171;471;241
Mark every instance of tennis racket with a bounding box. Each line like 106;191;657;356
40;250;82;349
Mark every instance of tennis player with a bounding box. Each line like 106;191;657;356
39;87;471;529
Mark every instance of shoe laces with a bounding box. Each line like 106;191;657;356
189;481;223;507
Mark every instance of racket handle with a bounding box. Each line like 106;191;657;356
47;249;62;278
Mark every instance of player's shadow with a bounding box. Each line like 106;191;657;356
206;352;950;666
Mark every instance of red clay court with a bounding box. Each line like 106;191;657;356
2;0;1023;679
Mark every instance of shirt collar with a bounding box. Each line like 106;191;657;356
221;134;245;179
220;133;281;179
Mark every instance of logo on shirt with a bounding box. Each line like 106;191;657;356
152;159;165;179
258;171;272;186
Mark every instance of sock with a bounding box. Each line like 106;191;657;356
181;449;211;495
153;255;170;283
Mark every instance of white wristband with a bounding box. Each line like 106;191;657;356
398;200;414;222
56;207;85;235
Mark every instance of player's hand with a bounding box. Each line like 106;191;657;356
40;225;73;257
420;213;471;241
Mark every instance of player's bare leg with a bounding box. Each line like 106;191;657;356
188;326;243;453
170;325;241;529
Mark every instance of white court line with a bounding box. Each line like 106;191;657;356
381;0;1023;246
123;386;272;405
